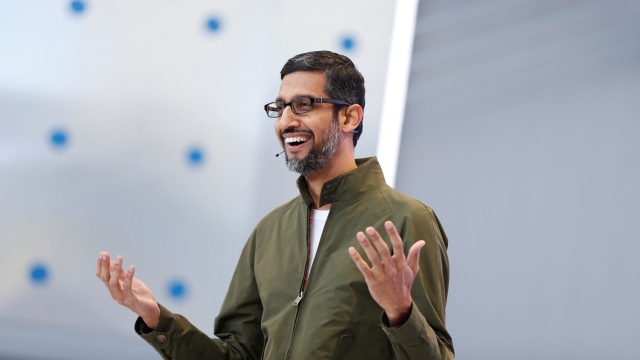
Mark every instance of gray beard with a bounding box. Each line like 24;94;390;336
285;118;340;177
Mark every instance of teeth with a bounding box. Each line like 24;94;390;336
285;137;308;144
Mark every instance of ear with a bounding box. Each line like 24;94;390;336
340;104;363;134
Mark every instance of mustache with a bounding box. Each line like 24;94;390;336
280;128;314;138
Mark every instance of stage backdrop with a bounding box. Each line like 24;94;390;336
0;1;399;358
3;1;639;360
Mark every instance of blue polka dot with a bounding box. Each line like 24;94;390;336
29;263;50;285
50;129;69;148
187;147;204;165
70;1;86;14
206;17;222;32
168;280;187;300
341;36;356;51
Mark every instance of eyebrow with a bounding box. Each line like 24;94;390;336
275;94;316;102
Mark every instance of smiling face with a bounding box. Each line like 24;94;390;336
274;71;343;177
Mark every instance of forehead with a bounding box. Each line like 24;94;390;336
278;71;327;100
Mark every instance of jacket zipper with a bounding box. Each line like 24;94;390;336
292;291;304;306
284;205;312;359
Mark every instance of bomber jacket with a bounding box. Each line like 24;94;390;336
136;157;454;359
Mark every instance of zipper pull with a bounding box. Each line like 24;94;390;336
292;291;304;306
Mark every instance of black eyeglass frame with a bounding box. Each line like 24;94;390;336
264;96;351;118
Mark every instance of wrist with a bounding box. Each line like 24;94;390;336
386;302;413;327
140;303;161;329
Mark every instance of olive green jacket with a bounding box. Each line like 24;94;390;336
136;157;454;359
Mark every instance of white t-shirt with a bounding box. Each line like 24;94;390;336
308;208;330;272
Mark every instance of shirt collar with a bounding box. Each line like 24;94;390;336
296;157;387;208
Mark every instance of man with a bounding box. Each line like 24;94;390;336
97;50;454;359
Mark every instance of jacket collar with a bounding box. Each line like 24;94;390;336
296;157;387;208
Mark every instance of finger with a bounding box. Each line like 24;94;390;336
365;226;392;263
356;231;382;265
99;252;112;283
348;247;373;278
122;265;135;303
109;255;125;302
384;221;407;263
96;252;103;278
407;240;426;275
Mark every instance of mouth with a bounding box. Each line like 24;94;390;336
284;136;310;147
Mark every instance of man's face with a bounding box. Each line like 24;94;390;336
274;71;341;176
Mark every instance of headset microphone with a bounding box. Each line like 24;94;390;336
275;150;285;157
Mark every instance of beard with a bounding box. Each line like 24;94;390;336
285;116;340;176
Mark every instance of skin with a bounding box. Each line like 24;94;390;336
96;253;160;328
348;222;425;326
96;70;425;330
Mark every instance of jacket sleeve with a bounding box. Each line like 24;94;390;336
135;231;264;360
383;206;455;360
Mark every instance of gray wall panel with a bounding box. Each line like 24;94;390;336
397;1;640;358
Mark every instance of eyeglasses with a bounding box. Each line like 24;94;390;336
264;96;350;118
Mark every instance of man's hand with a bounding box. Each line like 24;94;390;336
348;221;425;327
96;252;161;329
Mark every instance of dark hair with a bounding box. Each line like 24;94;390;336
280;50;365;147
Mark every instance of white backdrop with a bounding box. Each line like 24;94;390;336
0;1;399;358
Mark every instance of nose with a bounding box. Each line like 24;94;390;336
278;105;299;129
